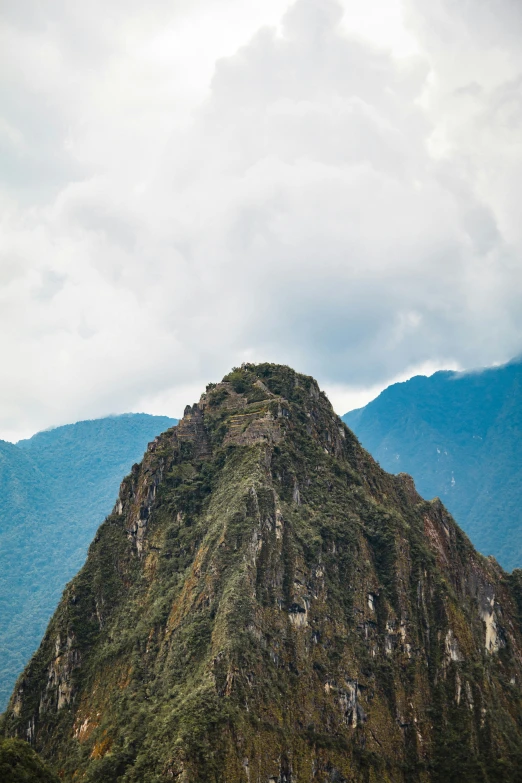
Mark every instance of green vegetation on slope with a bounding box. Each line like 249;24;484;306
4;364;522;782
343;358;522;570
0;413;177;711
0;737;58;782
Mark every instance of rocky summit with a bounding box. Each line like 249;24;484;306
4;364;522;783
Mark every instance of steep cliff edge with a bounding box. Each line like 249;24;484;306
3;364;522;782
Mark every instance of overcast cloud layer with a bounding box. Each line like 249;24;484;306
1;0;522;440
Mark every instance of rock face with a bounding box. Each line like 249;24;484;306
4;364;522;782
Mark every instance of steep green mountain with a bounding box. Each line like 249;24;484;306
343;358;522;571
0;414;177;712
4;364;522;782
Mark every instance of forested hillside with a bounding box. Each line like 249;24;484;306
344;358;522;570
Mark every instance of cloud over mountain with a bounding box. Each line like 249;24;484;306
2;0;522;438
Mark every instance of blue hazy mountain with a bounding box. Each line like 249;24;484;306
343;358;522;571
0;413;177;710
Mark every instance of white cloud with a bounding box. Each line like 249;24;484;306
324;357;463;416
1;0;522;439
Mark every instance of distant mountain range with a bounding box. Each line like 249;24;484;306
343;358;522;571
0;413;177;710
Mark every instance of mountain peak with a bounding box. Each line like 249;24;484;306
176;363;339;456
5;365;522;782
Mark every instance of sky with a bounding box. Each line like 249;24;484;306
1;0;522;441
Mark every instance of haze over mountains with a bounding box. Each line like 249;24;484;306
5;364;522;782
0;413;177;711
344;358;522;571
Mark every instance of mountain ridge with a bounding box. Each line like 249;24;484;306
343;358;522;570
